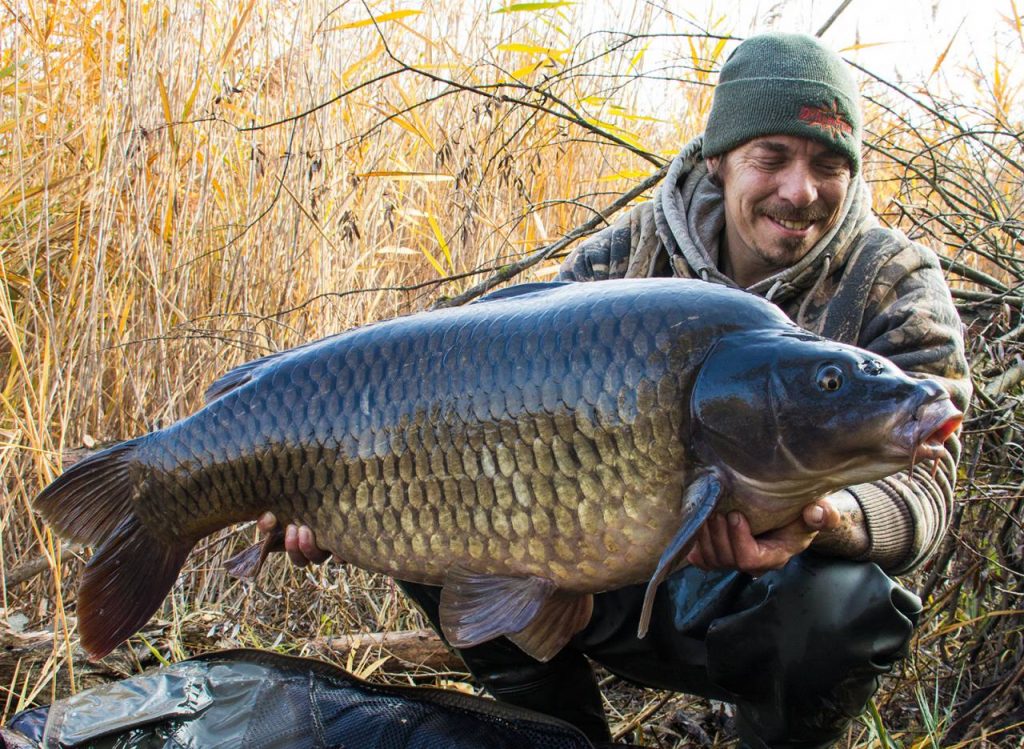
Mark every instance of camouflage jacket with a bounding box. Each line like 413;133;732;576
557;136;971;574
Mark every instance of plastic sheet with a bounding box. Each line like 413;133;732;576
3;649;592;749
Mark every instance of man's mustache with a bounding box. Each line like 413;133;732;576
757;203;831;223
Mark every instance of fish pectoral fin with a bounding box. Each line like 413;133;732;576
507;591;593;662
637;468;724;639
224;527;286;579
440;567;579;659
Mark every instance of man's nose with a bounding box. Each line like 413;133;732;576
776;164;818;206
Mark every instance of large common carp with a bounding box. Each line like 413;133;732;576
35;279;962;662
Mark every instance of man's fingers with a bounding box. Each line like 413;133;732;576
297;526;330;563
804;503;825;528
285;525;310;567
688;508;822;575
257;511;277;533
803;499;840;531
726;512;769;573
687;523;714;568
726;513;789;576
686;546;706;568
707;513;736;568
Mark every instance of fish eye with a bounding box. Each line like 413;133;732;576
816;364;844;392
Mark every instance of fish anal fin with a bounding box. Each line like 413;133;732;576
78;516;191;662
224;527;286;579
507;591;593;662
439;568;556;652
638;469;724;638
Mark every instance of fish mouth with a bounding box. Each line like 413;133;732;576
895;392;963;466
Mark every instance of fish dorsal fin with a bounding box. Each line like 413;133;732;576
203;333;347;403
637;469;724;638
440;567;590;661
507;591;593;662
203;352;287;403
473;282;571;304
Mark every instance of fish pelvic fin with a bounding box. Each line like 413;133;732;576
638;469;724;639
34;437;192;661
78;516;190;661
507;592;593;662
439;567;592;662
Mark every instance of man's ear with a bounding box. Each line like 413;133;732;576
705;155;723;187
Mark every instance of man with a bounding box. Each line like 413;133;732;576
267;33;971;748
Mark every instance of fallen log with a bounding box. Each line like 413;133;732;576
3;543;76;588
1;624;462;706
313;628;462;672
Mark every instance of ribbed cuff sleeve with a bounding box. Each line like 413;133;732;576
848;482;914;571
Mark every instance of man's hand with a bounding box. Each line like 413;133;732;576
685;498;841;577
257;513;331;567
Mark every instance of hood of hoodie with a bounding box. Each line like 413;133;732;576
653;135;879;305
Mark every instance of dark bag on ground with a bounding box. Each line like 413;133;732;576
2;648;593;749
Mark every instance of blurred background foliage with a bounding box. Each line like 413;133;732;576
1;1;1021;745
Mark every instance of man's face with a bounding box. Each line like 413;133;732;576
710;135;852;283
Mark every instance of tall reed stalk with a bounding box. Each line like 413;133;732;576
2;2;1021;745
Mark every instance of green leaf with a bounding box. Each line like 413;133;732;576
493;2;575;13
330;9;423;30
498;42;569;64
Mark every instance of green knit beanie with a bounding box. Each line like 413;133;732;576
702;32;862;174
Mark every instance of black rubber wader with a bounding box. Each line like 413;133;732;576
399;551;922;749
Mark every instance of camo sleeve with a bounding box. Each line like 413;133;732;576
556;215;636;281
555;199;672;281
846;240;972;574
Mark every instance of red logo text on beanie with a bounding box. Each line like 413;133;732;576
798;100;853;139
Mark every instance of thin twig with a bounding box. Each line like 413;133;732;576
432;163;671;308
815;0;855;38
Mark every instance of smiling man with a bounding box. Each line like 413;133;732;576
270;33;971;749
711;136;851;285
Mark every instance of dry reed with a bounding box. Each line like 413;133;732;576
1;1;1021;745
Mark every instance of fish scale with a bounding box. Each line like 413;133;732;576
34;279;963;662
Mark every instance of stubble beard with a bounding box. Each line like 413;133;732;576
751;234;815;272
754;202;833;267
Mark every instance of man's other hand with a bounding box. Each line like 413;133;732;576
257;512;331;567
685;498;841;577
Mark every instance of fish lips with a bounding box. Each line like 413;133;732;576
892;390;963;464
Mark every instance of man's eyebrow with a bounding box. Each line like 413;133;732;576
752;140;848;165
751;140;790;154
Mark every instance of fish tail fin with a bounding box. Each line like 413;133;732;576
78;516;190;660
35;438;146;545
34;438;192;661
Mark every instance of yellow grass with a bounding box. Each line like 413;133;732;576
1;1;1021;745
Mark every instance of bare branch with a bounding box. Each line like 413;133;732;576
433;163;671;308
